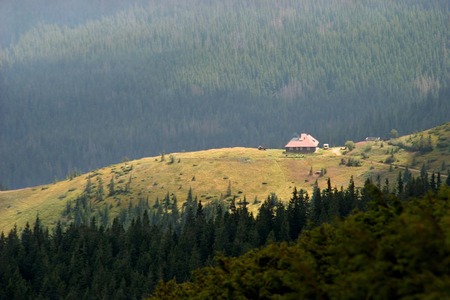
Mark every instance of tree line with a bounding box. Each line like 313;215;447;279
152;184;450;299
1;170;449;299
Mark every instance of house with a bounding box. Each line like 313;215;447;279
285;133;319;153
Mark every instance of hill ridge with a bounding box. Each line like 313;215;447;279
0;122;449;232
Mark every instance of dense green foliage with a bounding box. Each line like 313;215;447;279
1;0;449;189
0;0;149;47
151;185;450;299
0;170;448;299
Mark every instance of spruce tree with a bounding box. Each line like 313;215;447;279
383;178;390;194
84;177;93;196
403;166;411;184
108;177;115;197
287;187;301;240
226;181;232;197
430;172;436;193
96;177;104;201
256;195;276;245
171;194;179;226
311;186;322;226
343;176;356;217
397;171;404;197
437;172;442;192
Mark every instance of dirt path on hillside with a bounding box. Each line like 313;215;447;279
331;148;342;156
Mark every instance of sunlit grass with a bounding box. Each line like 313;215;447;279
1;123;448;233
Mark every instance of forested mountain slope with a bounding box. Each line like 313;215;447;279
1;0;449;188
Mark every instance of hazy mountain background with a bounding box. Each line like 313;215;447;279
1;0;449;189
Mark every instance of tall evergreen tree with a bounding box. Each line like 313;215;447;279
96;177;104;202
108;177;115;197
436;172;442;192
430;172;437;193
397;171;404;198
311;186;322;226
287;187;303;240
256;194;276;245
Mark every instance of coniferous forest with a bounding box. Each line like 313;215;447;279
1;171;449;299
1;0;450;189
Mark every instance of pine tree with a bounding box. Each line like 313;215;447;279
402;166;411;184
229;196;236;214
108;177;115;197
397;171;404;197
383;178;390;194
310;186;322;226
420;162;428;179
376;174;382;189
287;187;300;240
430;172;436;193
342;176;356;217
273;202;289;242
163;192;170;213
97;177;104;201
100;205;110;228
328;186;341;217
256;194;276;245
171;194;179;226
226;181;232;197
84;177;93;196
436;172;442;191
125;175;132;193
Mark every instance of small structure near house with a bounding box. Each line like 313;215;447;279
285;133;319;153
365;137;381;142
323;144;329;150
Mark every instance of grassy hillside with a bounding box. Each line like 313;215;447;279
0;123;449;233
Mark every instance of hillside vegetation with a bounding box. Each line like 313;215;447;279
1;0;449;188
1;154;449;299
0;122;449;234
150;186;450;299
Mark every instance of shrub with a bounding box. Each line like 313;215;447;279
167;154;175;164
385;154;396;164
342;158;361;167
345;140;355;151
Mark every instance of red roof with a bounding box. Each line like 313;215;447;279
285;133;319;148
